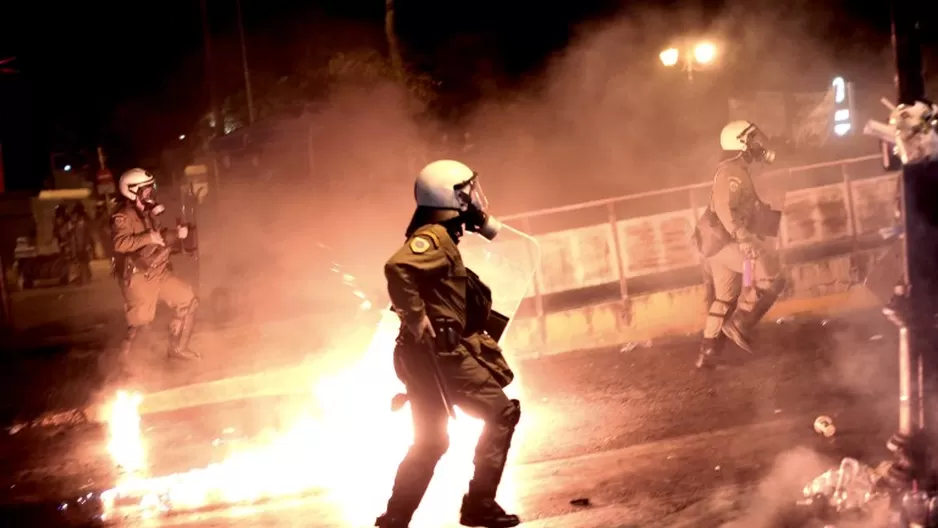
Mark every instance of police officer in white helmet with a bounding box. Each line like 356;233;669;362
111;169;200;378
693;121;785;368
377;160;521;528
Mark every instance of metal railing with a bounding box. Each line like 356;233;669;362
499;154;895;341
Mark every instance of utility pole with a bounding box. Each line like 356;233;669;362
881;0;938;523
199;0;222;138
235;0;255;124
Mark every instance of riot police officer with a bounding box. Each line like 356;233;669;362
693;121;785;368
112;168;200;374
376;160;522;528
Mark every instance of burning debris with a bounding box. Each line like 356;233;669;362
89;309;522;527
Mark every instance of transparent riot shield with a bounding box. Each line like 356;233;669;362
457;223;542;344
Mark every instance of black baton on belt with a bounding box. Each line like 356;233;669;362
427;323;457;420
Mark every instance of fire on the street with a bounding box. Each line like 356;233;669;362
99;309;525;527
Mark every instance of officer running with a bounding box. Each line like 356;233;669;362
693;121;785;369
376;160;522;528
112;168;200;375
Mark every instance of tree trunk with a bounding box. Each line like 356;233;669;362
384;0;405;83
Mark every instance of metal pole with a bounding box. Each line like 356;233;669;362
0;256;13;330
607;202;631;325
883;0;935;505
521;216;547;353
891;0;925;106
235;0;255;125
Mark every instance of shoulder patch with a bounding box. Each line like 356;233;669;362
409;236;433;254
728;177;741;192
112;214;127;228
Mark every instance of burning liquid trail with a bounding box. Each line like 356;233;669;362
100;309;523;526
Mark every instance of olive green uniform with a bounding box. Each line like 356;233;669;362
695;155;784;361
111;200;199;361
381;223;521;525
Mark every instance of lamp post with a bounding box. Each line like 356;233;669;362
659;41;718;81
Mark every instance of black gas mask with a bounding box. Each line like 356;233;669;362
455;175;501;241
137;183;165;216
738;124;776;165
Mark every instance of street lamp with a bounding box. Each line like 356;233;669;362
693;42;716;65
659;41;719;80
659;48;679;68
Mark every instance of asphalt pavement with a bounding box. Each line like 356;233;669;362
0;303;910;527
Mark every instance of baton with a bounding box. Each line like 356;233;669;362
426;335;458;420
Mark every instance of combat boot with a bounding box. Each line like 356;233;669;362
168;301;201;361
695;337;721;369
722;288;779;354
721;310;755;354
375;513;410;528
459;494;521;528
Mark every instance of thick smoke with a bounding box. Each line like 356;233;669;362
165;0;897;362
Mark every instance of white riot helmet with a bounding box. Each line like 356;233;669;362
119;168;165;215
414;159;501;240
720;120;776;164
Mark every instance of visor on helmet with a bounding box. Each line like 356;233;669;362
454;173;489;213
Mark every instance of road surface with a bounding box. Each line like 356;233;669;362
0;309;906;527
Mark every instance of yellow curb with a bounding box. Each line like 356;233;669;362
80;289;882;423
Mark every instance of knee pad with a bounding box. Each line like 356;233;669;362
708;299;733;318
186;297;201;314
498;399;522;428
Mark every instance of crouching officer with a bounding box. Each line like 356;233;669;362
376;160;521;528
112;168;200;372
694;121;785;368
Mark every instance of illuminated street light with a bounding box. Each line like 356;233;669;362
659;48;680;67
64;165;72;172
693;42;717;64
179;134;186;140
659;40;719;81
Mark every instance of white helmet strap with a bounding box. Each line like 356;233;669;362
736;123;757;145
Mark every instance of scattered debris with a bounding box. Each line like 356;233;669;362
798;457;888;520
619;341;653;353
814;416;836;437
569;498;591;507
6;409;89;435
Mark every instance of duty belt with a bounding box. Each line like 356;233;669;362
432;318;463;353
394;317;464;352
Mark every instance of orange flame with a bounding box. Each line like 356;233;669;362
100;309;524;526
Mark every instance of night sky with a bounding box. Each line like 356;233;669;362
0;0;933;191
